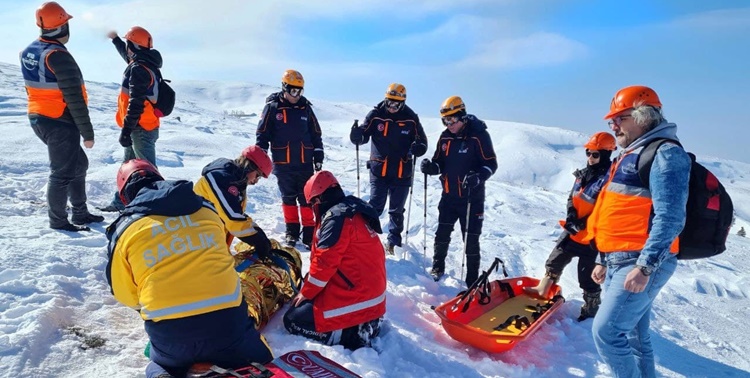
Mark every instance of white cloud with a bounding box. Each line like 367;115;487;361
668;7;750;30
455;32;588;69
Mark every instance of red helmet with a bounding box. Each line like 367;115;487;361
36;2;72;29
117;159;162;204
304;170;339;203
241;145;272;178
124;26;153;49
604;85;662;119
584;132;616;151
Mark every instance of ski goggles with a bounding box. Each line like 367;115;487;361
384;99;404;111
285;87;303;98
442;116;460;126
585;151;600;158
386;90;406;100
607;114;631;127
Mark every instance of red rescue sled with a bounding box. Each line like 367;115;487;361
434;258;565;353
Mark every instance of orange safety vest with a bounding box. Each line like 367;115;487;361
585;148;679;253
21;38;87;118
116;64;159;130
560;176;601;244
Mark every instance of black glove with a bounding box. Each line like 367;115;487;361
409;142;427;157
313;150;324;171
563;218;584;236
420;158;439;175
240;226;272;260
462;172;482;189
350;120;364;145
119;128;133;148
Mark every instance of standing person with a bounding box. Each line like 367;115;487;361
526;132;616;321
256;69;324;249
193;145;274;255
20;1;103;232
106;159;273;378
349;83;427;254
283;171;386;350
587;86;690;377
420;96;497;287
101;26;163;212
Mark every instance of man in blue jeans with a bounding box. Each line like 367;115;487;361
585;85;691;378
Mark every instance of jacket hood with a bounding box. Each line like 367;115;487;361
123;180;203;217
624;121;679;153
133;48;163;69
441;114;487;137
323;196;383;234
266;91;310;107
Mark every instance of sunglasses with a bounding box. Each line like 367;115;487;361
607;114;632;127
386;90;405;99
286;87;303;97
586;151;600;158
442;116;460;126
385;99;403;111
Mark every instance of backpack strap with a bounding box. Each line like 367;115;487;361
637;138;682;188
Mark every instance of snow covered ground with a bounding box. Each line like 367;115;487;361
0;61;748;377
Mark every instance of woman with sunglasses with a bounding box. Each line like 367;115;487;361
349;83;428;254
256;69;324;249
420;96;497;287
526;131;615;321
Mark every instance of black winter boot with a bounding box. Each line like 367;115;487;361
302;226;314;250
285;223;301;247
71;212;105;225
431;241;449;281
578;290;601;321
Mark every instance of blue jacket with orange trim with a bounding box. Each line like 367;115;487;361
256;92;323;173
429;114;498;199
355;101;427;183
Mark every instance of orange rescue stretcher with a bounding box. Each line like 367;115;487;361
434;258;565;353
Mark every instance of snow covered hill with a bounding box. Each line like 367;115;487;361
0;61;748;377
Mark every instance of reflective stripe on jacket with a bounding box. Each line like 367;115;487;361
585;148;679;253
20;39;87;119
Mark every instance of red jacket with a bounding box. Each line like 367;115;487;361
300;197;386;333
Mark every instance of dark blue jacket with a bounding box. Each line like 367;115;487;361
256;92;323;174
355;102;427;183
430;115;497;199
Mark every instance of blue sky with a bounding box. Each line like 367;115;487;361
1;0;748;162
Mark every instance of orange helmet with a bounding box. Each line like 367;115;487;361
440;96;466;117
116;159;162;205
385;83;406;101
304;170;339;203
604;85;662;119
584;132;616;151
124;26;153;49
282;69;304;88
36;2;72;29
241;145;273;178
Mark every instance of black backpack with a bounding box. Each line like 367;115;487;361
638;139;734;260
135;62;175;117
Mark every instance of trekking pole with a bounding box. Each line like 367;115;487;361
461;175;473;281
423;172;428;264
352;120;360;197
403;158;417;256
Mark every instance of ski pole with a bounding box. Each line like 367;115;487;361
461;175;473;281
353;119;360;198
403;157;417;253
423;172;428;264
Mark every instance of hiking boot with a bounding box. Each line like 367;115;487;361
285;223;301;247
524;272;559;299
578;290;601;321
51;223;91;232
302;226;314;250
72;213;105;225
430;268;444;282
385;242;395;256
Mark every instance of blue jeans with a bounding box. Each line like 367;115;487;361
592;252;677;378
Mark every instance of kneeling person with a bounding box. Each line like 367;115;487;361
283;171;386;350
105;159;273;378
